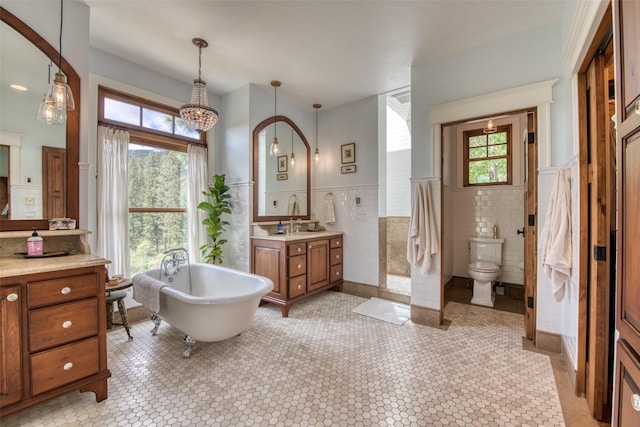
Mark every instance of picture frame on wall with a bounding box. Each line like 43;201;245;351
277;173;288;181
341;143;356;164
341;165;357;174
278;155;288;172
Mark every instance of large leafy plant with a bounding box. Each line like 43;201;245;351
198;174;232;264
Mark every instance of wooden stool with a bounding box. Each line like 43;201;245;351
106;290;133;341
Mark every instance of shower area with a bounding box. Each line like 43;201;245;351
379;89;412;297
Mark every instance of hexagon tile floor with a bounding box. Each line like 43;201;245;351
2;292;564;426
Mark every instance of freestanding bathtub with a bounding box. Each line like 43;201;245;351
136;263;273;358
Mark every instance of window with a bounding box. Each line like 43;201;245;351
463;125;512;186
98;86;204;273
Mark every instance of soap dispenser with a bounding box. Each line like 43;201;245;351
277;221;283;234
27;227;44;256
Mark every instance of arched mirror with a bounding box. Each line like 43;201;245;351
253;116;310;222
0;7;79;231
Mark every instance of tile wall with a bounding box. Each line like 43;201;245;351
311;185;379;286
450;185;525;285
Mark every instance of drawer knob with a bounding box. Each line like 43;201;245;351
336;241;341;246
62;320;73;329
297;285;302;290
336;271;340;276
61;287;71;295
6;293;18;302
298;264;302;269
63;362;73;371
336;254;340;259
635;100;640;115
297;247;301;252
632;393;640;412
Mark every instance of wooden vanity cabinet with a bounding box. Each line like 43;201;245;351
252;233;344;317
0;265;110;417
0;285;22;407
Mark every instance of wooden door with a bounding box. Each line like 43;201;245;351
42;146;66;219
524;111;537;341
613;0;640;425
584;47;615;421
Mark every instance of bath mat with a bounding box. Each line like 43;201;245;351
352;297;410;325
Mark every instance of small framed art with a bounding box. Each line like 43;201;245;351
277;173;288;181
341;143;355;164
341;165;357;174
278;155;288;172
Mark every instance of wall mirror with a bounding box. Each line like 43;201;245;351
253;116;310;222
0;7;79;231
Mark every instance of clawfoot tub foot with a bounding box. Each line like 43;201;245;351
183;335;196;359
150;314;161;336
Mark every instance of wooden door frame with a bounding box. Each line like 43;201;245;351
576;5;614;420
439;107;538;333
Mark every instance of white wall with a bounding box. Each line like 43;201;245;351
311;96;380;286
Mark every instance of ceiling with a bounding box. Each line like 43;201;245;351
6;1;568;112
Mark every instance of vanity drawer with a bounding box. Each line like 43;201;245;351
330;237;342;249
330;248;343;266
288;243;307;256
27;274;98;308
288;254;307;277
330;265;343;283
30;337;99;396
29;299;98;352
289;275;307;299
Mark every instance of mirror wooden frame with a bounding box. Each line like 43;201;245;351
0;7;79;231
252;115;310;222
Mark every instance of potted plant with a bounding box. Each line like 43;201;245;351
198;174;232;264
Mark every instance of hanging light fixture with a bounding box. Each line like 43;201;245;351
179;38;219;133
290;128;295;167
483;118;497;134
37;0;74;125
269;81;281;156
313;103;321;162
37;62;66;125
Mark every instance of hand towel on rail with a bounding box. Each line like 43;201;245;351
539;168;572;301
287;194;299;216
324;193;336;225
133;273;167;313
406;181;439;275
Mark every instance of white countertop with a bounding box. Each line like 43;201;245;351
0;253;110;279
250;230;343;242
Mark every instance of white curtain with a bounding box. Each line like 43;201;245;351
187;144;208;263
97;126;130;278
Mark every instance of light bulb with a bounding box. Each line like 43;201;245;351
290;152;295;167
314;147;320;162
269;137;279;156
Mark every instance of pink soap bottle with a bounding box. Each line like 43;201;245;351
27;228;44;256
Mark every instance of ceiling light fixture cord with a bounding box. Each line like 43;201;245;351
58;0;63;68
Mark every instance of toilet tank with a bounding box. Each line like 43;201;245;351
469;237;504;266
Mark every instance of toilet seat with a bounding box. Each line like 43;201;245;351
468;261;500;273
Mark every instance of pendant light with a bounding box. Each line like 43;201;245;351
37;62;66;125
269;81;281;156
483;118;497;134
179;38;219;134
290;128;295;167
37;0;74;124
313;103;321;162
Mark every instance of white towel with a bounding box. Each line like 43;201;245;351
539;168;572;301
324;194;336;225
406;181;439;275
132;273;167;313
287;194;299;215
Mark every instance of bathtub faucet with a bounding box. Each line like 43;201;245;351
161;248;190;277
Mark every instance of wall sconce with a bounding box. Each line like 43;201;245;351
483;118;497;134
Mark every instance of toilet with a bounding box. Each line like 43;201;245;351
468;237;504;307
